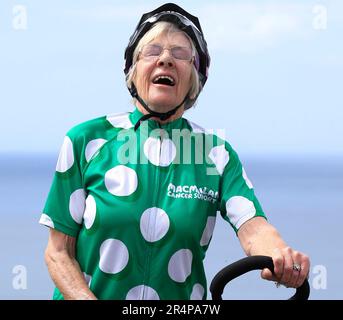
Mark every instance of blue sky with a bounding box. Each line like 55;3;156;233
0;0;342;156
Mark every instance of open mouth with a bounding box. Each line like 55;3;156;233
152;75;175;86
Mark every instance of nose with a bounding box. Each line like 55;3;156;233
157;49;174;68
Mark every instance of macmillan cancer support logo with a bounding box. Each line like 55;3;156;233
167;183;219;203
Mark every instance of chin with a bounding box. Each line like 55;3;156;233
149;99;176;110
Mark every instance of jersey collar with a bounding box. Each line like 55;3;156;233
130;107;185;133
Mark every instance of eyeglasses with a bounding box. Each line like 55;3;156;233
139;44;193;61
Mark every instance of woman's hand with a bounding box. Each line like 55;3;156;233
238;217;310;288
261;247;310;288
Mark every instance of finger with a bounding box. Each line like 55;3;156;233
271;249;284;280
279;247;293;286
295;254;311;288
261;268;277;281
288;251;302;288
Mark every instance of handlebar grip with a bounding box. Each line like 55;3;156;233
210;255;310;300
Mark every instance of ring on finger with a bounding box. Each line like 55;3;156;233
292;263;301;272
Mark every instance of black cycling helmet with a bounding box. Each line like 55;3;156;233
124;3;210;130
124;3;210;88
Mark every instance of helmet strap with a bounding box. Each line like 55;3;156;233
129;84;188;131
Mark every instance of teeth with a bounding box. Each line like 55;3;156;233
153;75;175;85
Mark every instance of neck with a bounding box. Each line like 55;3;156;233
135;101;184;124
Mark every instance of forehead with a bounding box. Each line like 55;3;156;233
148;31;191;47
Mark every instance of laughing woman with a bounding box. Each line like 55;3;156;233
40;3;310;300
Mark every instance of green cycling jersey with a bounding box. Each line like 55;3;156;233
40;107;266;300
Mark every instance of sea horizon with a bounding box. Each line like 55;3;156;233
0;153;341;299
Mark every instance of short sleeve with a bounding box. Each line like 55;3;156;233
219;146;267;234
39;134;85;237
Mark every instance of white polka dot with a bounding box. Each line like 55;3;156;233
168;249;193;283
242;167;254;189
99;239;129;274
85;139;107;162
186;120;206;134
140;207;170;242
106;112;133;129
105;165;138;196
83;272;92;287
56;136;74;172
143;137;176;166
190;283;204;300
226;196;256;229
83;195;96;229
126;285;160;300
200;216;216;246
208;145;229;175
69;189;86;224
187;120;227;140
207;128;227;141
39;214;54;228
160;139;177;166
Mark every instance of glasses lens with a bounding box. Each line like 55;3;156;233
171;46;192;60
141;44;192;60
141;44;162;57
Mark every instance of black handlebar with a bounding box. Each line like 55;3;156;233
210;255;310;300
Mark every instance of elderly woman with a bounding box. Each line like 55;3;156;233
40;3;310;300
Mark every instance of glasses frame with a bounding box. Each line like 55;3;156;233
139;43;194;62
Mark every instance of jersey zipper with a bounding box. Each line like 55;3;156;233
142;124;163;299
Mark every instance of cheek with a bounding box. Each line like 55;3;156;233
135;63;152;88
179;67;193;92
